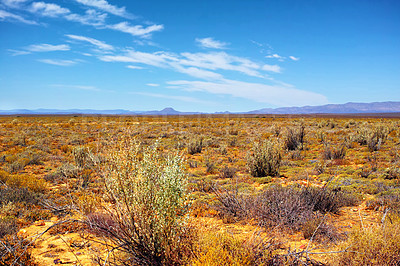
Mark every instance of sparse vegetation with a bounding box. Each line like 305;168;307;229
0;115;399;265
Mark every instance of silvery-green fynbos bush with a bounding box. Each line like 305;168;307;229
91;139;194;265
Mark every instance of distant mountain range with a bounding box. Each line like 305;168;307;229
245;101;400;114
1;101;400;115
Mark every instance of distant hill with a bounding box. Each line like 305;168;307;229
247;101;400;114
0;107;199;115
1;102;400;115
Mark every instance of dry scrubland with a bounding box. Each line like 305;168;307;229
0;115;400;265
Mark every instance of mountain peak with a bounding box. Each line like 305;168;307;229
161;107;176;112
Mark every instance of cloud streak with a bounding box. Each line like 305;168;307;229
27;43;70;52
51;84;101;91
74;0;132;18
66;34;114;50
29;2;70;17
99;50;281;81
0;9;38;24
106;22;164;38
167;79;327;107
38;59;80;66
196;37;228;49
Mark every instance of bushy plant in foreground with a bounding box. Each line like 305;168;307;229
88;139;194;265
334;215;400;265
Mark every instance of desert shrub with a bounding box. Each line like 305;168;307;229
301;216;342;243
0;235;37;266
0;217;18;238
6;160;27;173
283;124;305;151
354;125;389;152
314;161;326;175
323;143;346;160
205;158;215;174
334;215;400;265
218;166;237;179
44;163;79;183
212;186;247;223
382;165;400;180
187;137;203;155
192;231;279;265
250;186;314;230
4;174;47;193
89;139;195;265
0;186;39;205
366;193;400;214
72;146;97;168
22;150;44;166
247;139;281;177
301;186;359;214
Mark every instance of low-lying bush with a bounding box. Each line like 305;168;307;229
247;139;281;177
0;235;37;266
192;231;279;265
323;143;346;160
283;124;305;151
334;215;400;265
301;186;359;214
187;137;203;155
218;166;237;179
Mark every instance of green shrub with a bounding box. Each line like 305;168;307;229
323;143;346;160
247;140;281;177
283;124;305;151
88;139;194;265
187;137;203;155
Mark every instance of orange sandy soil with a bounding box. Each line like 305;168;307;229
18;202;381;265
0;115;397;265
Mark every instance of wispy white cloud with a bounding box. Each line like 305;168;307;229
38;59;79;66
132;92;210;104
196;37;228;49
5;1;160;39
51;84;101;91
28;2;107;26
261;64;281;73
27;43;70;52
65;9;106;26
172;65;223;80
265;53;300;62
265;54;283;59
8;43;70;56
0;9;38;24
106;22;163;38
74;0;132;18
146;83;159;87
29;2;70;17
99;49;280;80
126;65;144;69
179;51;280;76
167;78;328;107
66;34;113;50
1;0;29;8
8;49;31;56
99;50;173;67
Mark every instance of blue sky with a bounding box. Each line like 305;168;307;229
0;0;399;112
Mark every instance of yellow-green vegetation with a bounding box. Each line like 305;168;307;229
0;114;399;265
